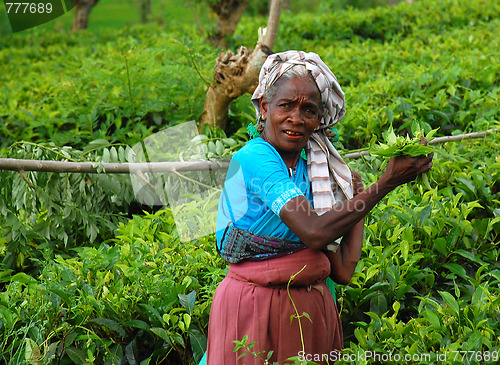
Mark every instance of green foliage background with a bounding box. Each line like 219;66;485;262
0;0;499;364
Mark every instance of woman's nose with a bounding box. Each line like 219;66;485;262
289;107;303;125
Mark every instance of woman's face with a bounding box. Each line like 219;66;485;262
259;76;322;161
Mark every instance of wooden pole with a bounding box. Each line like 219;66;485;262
0;159;229;174
0;129;495;173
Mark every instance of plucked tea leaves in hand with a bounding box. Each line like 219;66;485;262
370;122;437;158
371;122;438;189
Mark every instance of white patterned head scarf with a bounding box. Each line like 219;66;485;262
252;50;346;129
251;50;354;222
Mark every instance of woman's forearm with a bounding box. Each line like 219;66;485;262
317;174;393;243
281;174;393;250
281;151;433;250
327;217;365;285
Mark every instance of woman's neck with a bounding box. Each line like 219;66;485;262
259;135;301;170
281;154;300;170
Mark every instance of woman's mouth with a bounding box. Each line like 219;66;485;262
283;130;302;137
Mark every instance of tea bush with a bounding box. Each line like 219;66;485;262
339;133;499;364
0;25;217;150
2;0;498;152
0;125;245;272
235;0;500;148
235;0;500;48
0;209;226;364
336;18;499;148
0;142;135;270
1;134;496;364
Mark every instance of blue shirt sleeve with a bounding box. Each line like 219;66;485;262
216;139;311;248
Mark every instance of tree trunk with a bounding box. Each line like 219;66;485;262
207;0;252;48
72;0;99;31
140;0;152;23
199;0;283;131
281;0;291;10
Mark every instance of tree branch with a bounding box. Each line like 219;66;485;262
261;0;283;50
428;129;497;145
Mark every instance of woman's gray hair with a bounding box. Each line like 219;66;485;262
262;64;317;104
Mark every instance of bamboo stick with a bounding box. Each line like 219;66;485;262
427;129;496;145
0;159;229;174
0;129;496;173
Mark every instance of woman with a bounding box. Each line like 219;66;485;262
204;51;433;364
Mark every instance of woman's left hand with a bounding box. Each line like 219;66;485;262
328;170;365;285
352;171;365;196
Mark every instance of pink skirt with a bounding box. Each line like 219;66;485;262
206;248;343;365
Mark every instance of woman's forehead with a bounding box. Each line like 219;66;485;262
272;76;322;103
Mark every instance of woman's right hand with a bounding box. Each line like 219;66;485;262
381;137;434;189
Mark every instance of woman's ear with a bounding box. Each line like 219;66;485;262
259;98;268;120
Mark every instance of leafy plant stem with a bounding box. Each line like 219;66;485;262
287;264;308;356
123;52;135;109
171;169;219;191
10;141;79;162
17;170;35;189
81;142;130;157
186;46;211;86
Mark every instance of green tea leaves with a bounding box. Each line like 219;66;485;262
370;123;438;189
370;123;437;158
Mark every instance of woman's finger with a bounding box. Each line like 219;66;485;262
351;171;365;195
